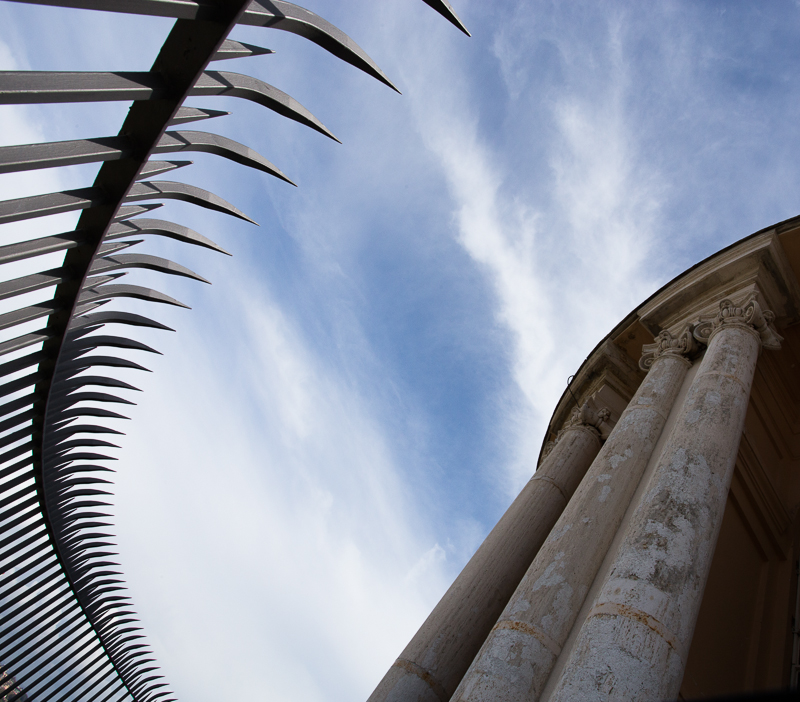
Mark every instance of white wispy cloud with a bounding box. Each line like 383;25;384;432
4;2;800;701
383;3;664;492
112;267;451;700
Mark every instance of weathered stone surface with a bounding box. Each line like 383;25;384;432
369;406;605;702
451;343;692;702
548;295;781;702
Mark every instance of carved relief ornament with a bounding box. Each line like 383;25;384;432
692;293;783;351
639;328;698;371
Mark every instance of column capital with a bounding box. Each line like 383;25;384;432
542;403;610;462
693;293;783;351
563;402;610;431
639;327;697;371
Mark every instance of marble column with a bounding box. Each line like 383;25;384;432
368;403;608;702
548;294;782;702
451;328;696;702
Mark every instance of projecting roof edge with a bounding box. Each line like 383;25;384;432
537;211;800;465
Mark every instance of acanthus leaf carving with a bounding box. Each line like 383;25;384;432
693;293;783;351
540;402;611;464
639;327;697;371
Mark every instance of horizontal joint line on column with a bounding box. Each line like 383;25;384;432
530;474;569;504
587;601;685;663
491;619;562;657
559;424;602;444
626;403;671;424
392;658;449;702
698;370;751;394
708;322;761;347
652;352;692;369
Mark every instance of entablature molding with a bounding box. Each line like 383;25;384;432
638;231;800;336
541;339;644;458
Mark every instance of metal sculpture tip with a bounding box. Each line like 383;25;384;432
422;0;471;36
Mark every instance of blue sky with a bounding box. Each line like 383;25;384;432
1;1;800;700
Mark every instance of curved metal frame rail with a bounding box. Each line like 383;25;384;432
0;1;468;700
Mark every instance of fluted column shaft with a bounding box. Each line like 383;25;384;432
548;297;782;702
452;338;693;702
369;409;605;702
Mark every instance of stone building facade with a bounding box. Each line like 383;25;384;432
370;214;800;701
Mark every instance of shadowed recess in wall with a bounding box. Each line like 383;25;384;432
0;1;468;700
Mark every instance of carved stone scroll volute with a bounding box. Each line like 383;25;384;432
639;327;698;372
693;293;783;351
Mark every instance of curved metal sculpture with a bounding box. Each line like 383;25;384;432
0;1;468;699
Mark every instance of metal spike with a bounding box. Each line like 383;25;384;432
97;239;144;256
0;373;40;399
46;426;126;447
73;299;113;317
115;203;163;220
68;310;175;332
0;588;67;638
0;441;34;465
49;391;136;411
0;427;34;451
126;180;258;223
90;253;210;284
3;0;212;20
420;0;471;35
211;39;274;60
55;477;115;490
63;334;161;355
0;266;70;301
2;484;37;509
49;408;130;425
193;71;340;142
0;230;87;265
52;407;130;423
26;641;109;700
0;408;36;435
84;674;126;702
0;510;43;552
0;186;102;225
169;106;229;125
0;329;54;357
241;0;400;92
105;218;230;255
5;612;88;683
54;376;142;393
0;300;61;331
0;70;166;104
137;160;192;179
0;589;77;661
82;272;128;289
78;282;190;309
0;523;41;561
54;355;150;378
0;539;49;587
0;349;46;378
0;135;128;174
155;130;294;183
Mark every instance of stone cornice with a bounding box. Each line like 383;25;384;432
537;219;800;467
638;231;800;335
